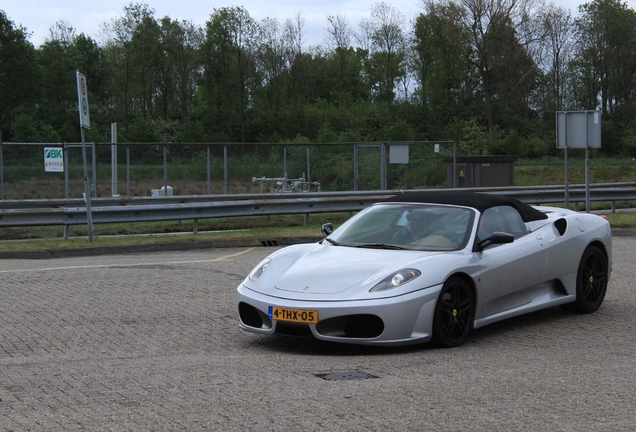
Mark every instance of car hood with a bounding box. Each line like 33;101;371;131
273;244;432;295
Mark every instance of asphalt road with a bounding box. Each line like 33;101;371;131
1;238;635;430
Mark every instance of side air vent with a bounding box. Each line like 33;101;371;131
554;218;567;236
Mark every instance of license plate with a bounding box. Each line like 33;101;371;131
268;306;318;324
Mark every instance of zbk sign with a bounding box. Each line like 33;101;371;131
44;147;64;172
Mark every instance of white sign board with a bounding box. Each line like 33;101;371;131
44;147;64;172
390;144;409;164
556;111;601;149
76;71;91;129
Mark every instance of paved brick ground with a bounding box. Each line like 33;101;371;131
0;239;635;430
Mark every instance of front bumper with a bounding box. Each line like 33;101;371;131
237;284;443;346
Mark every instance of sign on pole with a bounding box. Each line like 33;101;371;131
555;110;602;213
76;71;91;129
76;70;94;241
44;147;64;172
556;110;601;149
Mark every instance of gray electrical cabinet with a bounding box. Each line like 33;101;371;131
445;155;519;188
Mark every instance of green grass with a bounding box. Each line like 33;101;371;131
0;214;352;253
1;157;635;253
600;211;636;229
0;208;633;254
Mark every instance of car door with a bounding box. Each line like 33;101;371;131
474;206;548;318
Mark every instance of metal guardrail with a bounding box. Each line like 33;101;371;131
0;184;635;228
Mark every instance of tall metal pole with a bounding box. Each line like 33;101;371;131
585;145;590;212
80;128;94;241
76;70;93;241
564;146;569;210
585;114;590;213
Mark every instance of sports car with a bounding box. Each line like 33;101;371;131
237;191;612;347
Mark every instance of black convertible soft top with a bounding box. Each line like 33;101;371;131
381;191;548;222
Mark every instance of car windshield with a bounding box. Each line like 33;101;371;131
328;203;475;251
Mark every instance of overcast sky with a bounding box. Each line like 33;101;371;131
3;0;636;49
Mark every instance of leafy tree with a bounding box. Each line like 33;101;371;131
160;18;203;121
414;2;480;137
100;2;163;125
574;0;636;147
325;14;351;107
438;0;542;132
484;13;539;134
36;22;83;141
575;0;636;118
201;6;259;142
364;2;407;105
0;10;40;140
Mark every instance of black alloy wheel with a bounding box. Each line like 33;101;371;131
561;245;608;314
432;276;475;348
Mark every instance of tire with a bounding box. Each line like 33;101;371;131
561;245;608;314
432;276;475;348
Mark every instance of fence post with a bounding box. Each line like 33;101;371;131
63;141;69;239
91;142;97;198
207;146;211;195
163;145;168;193
453;141;457;188
306;145;311;189
64;142;69;199
354;143;358;191
126;146;130;197
224;145;228;194
381;142;387;190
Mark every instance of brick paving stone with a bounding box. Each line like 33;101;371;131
0;242;635;430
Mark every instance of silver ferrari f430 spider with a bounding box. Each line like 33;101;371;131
237;191;612;347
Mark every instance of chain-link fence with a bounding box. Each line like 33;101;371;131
0;141;458;200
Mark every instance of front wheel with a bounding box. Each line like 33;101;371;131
432;277;475;348
560;245;608;314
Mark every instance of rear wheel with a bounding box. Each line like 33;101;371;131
432;277;474;348
561;246;608;313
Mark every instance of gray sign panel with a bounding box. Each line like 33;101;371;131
390;144;409;164
556;111;601;149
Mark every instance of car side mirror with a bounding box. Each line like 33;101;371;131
321;223;333;236
476;231;514;251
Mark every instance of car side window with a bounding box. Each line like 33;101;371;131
477;206;528;240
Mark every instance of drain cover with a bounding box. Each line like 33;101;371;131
316;372;378;381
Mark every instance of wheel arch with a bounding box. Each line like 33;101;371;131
446;271;477;305
587;240;609;263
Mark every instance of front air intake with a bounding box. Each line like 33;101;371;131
316;314;384;339
239;302;271;329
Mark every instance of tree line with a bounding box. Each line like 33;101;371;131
2;0;636;158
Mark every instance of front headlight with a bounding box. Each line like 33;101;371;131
249;258;271;282
369;269;421;292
